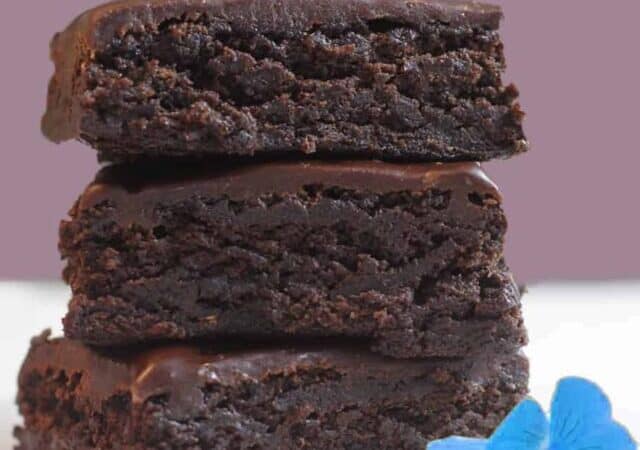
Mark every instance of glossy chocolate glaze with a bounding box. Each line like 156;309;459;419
21;332;521;420
60;0;502;49
76;160;501;226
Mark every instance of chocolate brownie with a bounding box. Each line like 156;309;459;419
15;332;528;450
42;0;528;162
60;160;525;356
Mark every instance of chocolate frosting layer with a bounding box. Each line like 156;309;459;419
77;160;501;226
64;0;502;49
21;332;523;421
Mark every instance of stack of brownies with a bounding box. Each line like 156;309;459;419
16;0;530;448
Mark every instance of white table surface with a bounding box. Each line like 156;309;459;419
1;281;639;448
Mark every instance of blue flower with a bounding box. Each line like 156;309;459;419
428;377;637;450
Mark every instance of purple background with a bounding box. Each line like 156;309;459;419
1;0;639;281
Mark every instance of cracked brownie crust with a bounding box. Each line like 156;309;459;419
43;0;527;162
59;160;526;356
16;333;529;450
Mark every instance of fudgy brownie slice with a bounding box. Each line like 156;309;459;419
43;0;528;162
60;160;525;356
16;333;529;450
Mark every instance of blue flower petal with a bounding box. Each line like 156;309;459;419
569;421;637;450
550;377;637;450
427;437;488;450
487;399;549;450
551;377;611;438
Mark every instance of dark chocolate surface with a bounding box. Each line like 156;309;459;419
21;332;504;414
17;332;529;449
60;160;518;356
62;0;503;50
80;160;500;223
42;0;527;163
43;0;503;143
23;332;403;417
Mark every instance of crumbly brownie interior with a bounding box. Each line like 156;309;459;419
15;336;528;450
73;14;525;161
59;162;518;354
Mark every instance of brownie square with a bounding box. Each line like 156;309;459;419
59;160;525;357
15;333;528;450
43;0;527;162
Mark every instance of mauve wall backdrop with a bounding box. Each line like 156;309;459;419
0;1;639;281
